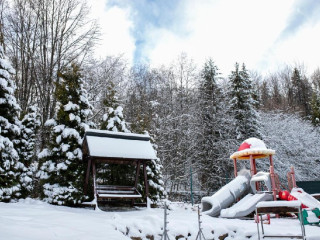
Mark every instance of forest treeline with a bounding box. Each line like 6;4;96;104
1;0;320;203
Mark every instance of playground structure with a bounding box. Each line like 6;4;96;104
201;138;320;221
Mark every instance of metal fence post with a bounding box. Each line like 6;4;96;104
195;205;206;240
161;201;171;240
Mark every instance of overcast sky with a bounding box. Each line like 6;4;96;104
90;0;320;76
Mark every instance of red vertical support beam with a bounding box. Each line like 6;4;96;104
143;162;149;202
269;155;274;167
270;165;277;201
291;166;297;188
250;155;255;176
269;155;278;197
253;159;257;175
233;158;238;177
252;158;259;191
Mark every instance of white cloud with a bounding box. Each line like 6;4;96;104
146;0;295;75
92;0;320;76
89;0;135;63
267;21;320;74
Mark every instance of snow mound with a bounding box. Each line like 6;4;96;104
230;137;275;159
239;137;267;150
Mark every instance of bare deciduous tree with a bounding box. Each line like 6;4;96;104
5;0;100;118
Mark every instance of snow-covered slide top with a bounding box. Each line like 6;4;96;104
230;138;275;160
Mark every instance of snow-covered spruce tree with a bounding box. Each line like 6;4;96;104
0;44;23;201
145;135;166;204
196;59;234;192
15;106;41;197
99;80;132;187
100;80;129;132
229;63;261;141
37;64;93;206
131;124;166;204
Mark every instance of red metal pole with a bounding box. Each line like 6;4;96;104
233;158;238;177
270;166;277;201
269;155;273;167
252;158;259;191
250;155;255;176
291;166;297;188
253;159;257;175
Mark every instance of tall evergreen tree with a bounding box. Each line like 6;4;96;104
15;106;41;197
229;63;261;141
290;68;311;116
310;91;320;126
0;43;23;201
196;59;233;191
37;64;93;206
125;68;166;203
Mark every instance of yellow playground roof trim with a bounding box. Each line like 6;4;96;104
230;148;275;160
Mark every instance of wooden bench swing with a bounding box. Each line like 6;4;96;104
82;130;157;208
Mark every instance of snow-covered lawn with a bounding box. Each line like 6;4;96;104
1;199;320;240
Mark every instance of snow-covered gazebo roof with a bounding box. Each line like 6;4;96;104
83;129;156;161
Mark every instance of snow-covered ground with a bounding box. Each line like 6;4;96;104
1;199;320;240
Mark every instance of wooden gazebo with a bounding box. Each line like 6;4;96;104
82;130;156;206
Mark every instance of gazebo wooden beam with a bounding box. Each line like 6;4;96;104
92;156;150;165
134;160;141;189
84;157;91;195
143;162;149;202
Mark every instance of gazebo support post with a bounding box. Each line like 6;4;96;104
143;162;149;204
84;157;91;195
134;160;141;189
132;160;141;206
92;160;98;206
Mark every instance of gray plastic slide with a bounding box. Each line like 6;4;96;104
201;170;251;217
220;192;273;218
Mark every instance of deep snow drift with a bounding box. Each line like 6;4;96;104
1;199;320;240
